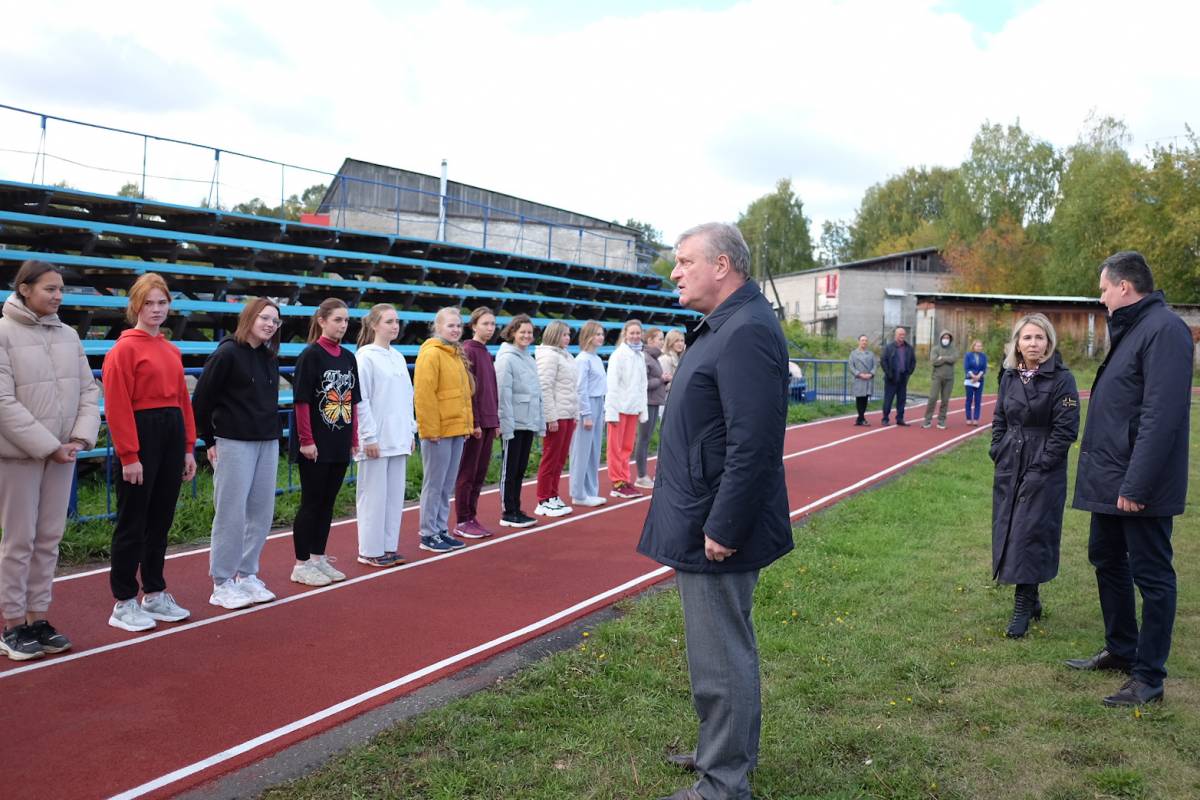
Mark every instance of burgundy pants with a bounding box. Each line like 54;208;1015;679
537;419;576;502
454;427;496;524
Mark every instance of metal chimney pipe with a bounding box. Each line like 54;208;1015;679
437;159;448;241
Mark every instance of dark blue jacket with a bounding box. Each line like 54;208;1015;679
637;281;793;573
1073;291;1194;517
882;340;916;383
964;351;988;381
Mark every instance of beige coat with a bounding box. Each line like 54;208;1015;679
0;294;100;460
536;345;580;422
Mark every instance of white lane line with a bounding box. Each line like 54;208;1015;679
1;491;657;681
52;412;879;583
19;404;989;679
790;424;991;518
105;565;673;800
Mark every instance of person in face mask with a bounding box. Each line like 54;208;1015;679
923;330;958;429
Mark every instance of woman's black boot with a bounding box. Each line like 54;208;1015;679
1031;584;1043;621
1006;584;1036;639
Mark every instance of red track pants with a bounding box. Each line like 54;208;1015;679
537;418;576;502
606;413;639;487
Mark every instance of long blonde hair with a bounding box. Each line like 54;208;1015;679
617;318;643;345
431;306;476;395
577;320;605;352
1004;313;1058;369
541;320;571;348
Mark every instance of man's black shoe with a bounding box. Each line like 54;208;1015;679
666;752;697;772
896;420;910;427
1102;678;1163;707
880;418;890;426
1065;649;1133;674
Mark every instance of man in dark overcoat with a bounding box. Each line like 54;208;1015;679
881;326;916;426
639;222;792;800
1067;251;1194;706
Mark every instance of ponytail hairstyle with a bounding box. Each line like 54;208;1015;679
617;318;643;345
12;259;62;305
126;272;171;326
431;306;476;395
357;303;396;348
307;297;348;344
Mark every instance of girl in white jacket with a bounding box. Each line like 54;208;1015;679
605;319;648;498
354;304;416;567
534;321;578;517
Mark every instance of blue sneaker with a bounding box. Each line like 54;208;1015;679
419;535;454;553
440;531;467;550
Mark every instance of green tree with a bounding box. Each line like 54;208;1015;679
233;183;328;221
737;178;816;280
621;218;663;246
849;166;960;258
1047;117;1142;295
1128;131;1200;303
960;121;1063;230
117;181;142;198
817;219;853;265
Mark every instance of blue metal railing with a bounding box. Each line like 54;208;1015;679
0;103;648;273
788;359;875;404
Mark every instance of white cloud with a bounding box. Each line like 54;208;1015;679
1;0;1195;242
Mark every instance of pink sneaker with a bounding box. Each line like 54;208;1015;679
454;519;494;539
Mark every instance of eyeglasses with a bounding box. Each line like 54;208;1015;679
257;314;282;328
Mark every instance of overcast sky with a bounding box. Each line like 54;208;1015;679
1;0;1195;241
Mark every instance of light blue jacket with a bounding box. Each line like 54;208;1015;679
495;341;545;440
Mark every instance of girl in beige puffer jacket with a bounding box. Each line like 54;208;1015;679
534;321;579;516
0;261;100;661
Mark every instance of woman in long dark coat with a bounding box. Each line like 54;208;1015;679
989;313;1079;638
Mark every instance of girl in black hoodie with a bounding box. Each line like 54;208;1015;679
191;298;283;609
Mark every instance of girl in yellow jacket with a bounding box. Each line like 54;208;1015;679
413;307;474;553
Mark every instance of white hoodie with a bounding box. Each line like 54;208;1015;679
354;344;416;459
604;342;649;423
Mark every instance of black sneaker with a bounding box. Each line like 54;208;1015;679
500;511;537;528
27;620;71;654
0;624;45;661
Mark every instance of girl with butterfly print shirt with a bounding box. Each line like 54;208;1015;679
288;299;361;587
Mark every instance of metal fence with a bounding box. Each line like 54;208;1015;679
0;103;649;274
789;359;874;404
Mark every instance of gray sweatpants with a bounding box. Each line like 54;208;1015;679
0;457;74;620
419;437;464;539
569;395;605;501
676;569;761;800
209;437;279;584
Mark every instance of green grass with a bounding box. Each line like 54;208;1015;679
261;403;1200;799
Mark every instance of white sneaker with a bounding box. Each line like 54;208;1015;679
141;592;190;622
535;500;572;517
548;497;573;514
634;476;655;489
291;563;332;587
236;574;276;603
108;599;156;632
209;580;253;610
311;555;346;582
572;495;607;507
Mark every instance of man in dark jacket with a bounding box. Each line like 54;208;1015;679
1066;251;1194;707
639;222;791;800
881;326;916;426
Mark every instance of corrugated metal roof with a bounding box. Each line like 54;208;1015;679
914;291;1100;304
776;247;944;278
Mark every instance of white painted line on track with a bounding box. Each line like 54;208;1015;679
16;404;991;680
53;411;883;583
789;424;991;518
105;565;673;800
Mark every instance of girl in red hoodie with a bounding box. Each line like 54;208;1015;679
102;273;196;632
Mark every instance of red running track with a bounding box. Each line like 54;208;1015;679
3;398;993;799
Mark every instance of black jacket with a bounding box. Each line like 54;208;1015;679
637;281;793;573
989;352;1079;584
881;340;916;383
192;336;281;443
1073;291;1194;517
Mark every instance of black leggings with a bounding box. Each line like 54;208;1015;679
111;408;185;600
500;430;535;514
294;460;349;560
855;396;869;422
